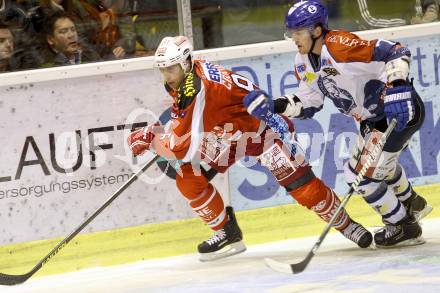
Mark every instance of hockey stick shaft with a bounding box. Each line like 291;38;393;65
0;154;160;286
286;119;397;273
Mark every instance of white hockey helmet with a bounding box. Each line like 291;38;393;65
154;36;193;73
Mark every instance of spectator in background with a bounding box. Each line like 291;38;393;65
30;0;134;60
0;0;54;70
40;12;100;67
73;0;134;59
0;23;14;71
412;0;439;24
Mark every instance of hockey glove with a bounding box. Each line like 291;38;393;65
384;85;414;132
274;94;304;119
243;90;290;139
243;90;274;121
127;125;156;156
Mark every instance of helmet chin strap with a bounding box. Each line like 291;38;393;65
308;37;318;54
182;57;193;76
308;28;323;54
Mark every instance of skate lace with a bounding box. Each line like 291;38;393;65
206;230;227;245
343;222;366;242
383;224;400;238
375;224;400;238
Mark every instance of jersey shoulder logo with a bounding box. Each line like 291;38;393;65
201;62;223;83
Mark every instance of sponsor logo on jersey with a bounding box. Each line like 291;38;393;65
171;110;186;119
296;64;306;73
259;143;296;181
303;72;317;85
177;71;201;108
203;62;222;83
321;58;332;66
185;72;197;96
327;34;372;47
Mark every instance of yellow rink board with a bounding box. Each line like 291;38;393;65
0;183;439;279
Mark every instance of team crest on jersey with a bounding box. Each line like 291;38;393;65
322;67;340;76
317;76;356;114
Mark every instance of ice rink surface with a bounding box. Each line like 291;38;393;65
3;218;440;293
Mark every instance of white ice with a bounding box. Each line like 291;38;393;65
2;218;440;293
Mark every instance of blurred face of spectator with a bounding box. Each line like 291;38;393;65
0;28;13;61
47;17;79;57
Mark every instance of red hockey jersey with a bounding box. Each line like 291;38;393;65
154;60;263;162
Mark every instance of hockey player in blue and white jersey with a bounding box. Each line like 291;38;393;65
243;0;432;247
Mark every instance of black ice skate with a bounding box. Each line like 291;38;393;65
374;215;425;248
403;192;433;221
198;206;246;262
340;219;373;248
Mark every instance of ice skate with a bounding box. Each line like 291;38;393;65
340;219;373;248
374;215;425;248
403;192;433;221
198;206;246;262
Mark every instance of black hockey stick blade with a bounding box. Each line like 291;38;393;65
0;273;32;286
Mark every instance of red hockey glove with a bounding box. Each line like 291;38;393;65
127;126;156;156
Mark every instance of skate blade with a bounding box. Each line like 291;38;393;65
376;236;426;249
415;205;433;221
199;241;246;262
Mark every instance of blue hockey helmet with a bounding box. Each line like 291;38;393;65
285;1;328;32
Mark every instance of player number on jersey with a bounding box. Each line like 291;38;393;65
231;74;255;92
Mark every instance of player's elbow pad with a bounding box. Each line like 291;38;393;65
386;55;410;83
274;94;303;118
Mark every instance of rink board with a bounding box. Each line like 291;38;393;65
0;23;439;245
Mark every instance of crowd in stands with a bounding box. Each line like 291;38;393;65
0;0;145;72
0;0;439;73
411;0;439;24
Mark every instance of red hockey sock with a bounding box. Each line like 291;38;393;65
189;184;227;230
176;164;227;230
289;177;350;230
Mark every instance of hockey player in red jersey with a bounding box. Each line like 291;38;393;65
246;1;432;248
127;35;372;261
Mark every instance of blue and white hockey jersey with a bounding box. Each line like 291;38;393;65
293;30;411;122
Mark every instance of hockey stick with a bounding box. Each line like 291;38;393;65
0;154;160;286
265;118;397;274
